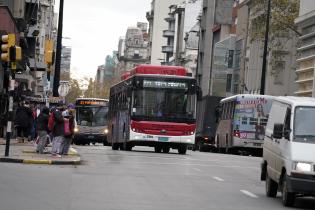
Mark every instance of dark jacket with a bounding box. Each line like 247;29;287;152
52;110;64;137
36;107;49;132
14;105;33;128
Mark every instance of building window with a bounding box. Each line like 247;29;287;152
228;50;234;68
274;61;285;85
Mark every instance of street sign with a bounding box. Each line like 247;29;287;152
58;81;70;97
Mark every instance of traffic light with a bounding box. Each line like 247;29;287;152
45;39;54;65
0;34;21;63
1;34;15;63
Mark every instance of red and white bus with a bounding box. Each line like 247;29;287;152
108;65;199;154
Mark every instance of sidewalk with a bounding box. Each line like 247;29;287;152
0;138;81;165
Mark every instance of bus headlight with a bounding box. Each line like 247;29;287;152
293;162;312;173
104;128;109;134
74;127;79;133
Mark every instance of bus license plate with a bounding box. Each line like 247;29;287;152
253;143;261;146
158;137;169;142
87;136;94;139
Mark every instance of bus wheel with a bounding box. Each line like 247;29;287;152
178;145;187;155
154;146;162;153
162;147;170;153
112;143;119;150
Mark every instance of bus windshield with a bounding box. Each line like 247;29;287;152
77;106;108;126
132;88;196;122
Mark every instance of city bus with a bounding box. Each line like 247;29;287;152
215;94;274;155
73;98;109;146
108;65;199;154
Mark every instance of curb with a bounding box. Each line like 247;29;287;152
22;150;79;156
0;157;81;165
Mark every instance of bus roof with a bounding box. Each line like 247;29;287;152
121;65;188;81
220;94;274;103
76;98;109;102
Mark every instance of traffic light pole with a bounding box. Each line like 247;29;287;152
53;0;64;97
4;63;15;157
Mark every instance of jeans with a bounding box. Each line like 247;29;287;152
51;136;64;155
61;137;72;155
36;130;47;154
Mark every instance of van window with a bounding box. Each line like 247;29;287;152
294;106;315;143
266;102;287;137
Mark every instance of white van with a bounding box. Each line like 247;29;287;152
261;96;315;207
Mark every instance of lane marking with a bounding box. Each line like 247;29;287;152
193;168;202;172
213;176;224;182
240;190;258;198
100;160;259;170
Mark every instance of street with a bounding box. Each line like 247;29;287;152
0;145;314;210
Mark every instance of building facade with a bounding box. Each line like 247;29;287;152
60;45;72;81
295;0;315;97
146;0;183;65
197;0;234;96
161;0;202;71
238;0;297;96
117;23;149;73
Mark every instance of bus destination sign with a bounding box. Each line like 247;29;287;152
78;100;107;106
143;80;187;89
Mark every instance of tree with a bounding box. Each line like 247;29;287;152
249;0;300;41
84;78;95;98
248;0;300;76
65;78;83;103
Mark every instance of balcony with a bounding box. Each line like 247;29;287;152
163;30;175;37
162;45;174;53
165;16;175;22
146;11;154;21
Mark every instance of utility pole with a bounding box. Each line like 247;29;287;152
53;0;64;97
260;0;271;95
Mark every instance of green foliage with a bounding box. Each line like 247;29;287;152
249;0;300;42
84;78;95;98
65;78;83;104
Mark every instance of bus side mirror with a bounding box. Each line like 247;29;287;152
197;86;202;101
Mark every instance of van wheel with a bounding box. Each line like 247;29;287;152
266;171;278;197
282;175;295;207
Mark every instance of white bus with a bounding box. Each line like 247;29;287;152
215;94;274;155
74;98;109;146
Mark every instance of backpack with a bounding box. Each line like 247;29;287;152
48;112;55;132
64;118;72;136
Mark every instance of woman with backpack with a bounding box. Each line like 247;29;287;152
36;106;49;154
50;107;65;157
61;109;75;155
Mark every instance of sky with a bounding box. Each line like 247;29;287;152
55;0;151;80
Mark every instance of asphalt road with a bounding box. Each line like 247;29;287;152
0;145;315;210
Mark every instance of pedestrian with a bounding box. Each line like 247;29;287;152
36;106;49;154
61;109;75;155
50;107;65;157
14;101;33;143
